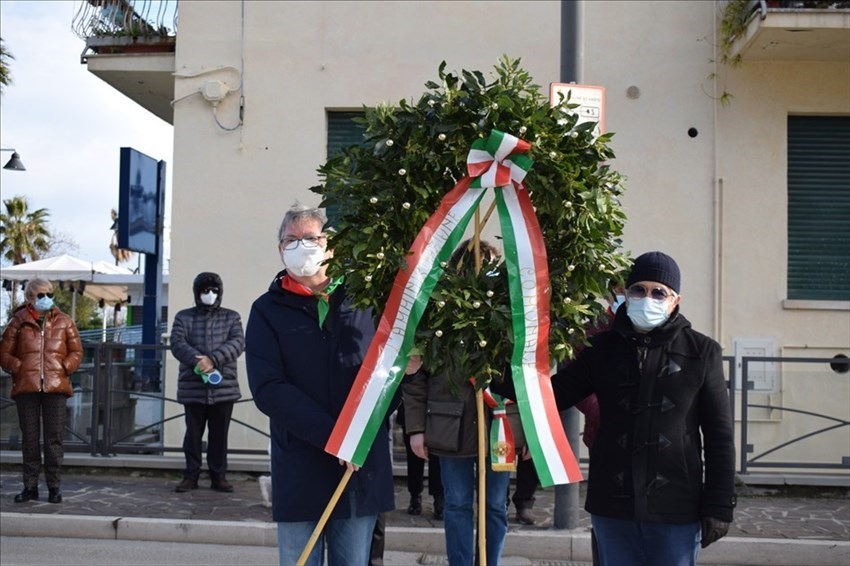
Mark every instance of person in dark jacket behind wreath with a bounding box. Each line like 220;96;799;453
551;251;736;566
245;203;396;566
404;239;523;566
170;272;244;493
1;278;82;504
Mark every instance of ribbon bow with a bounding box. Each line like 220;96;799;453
467;129;533;189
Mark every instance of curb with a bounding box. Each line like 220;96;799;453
2;512;848;566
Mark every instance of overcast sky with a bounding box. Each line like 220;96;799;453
0;0;173;269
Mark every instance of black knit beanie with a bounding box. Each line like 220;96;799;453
625;251;681;294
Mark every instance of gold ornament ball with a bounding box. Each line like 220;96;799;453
435;330;443;337
479;340;487;348
398;168;407;176
386;139;394;147
370;197;378;204
438;133;446;141
402;202;411;209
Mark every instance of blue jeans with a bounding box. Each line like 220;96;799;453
277;492;376;566
440;456;511;566
591;514;701;566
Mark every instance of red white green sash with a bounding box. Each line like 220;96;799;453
326;130;582;487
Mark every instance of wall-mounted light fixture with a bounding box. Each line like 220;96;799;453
1;148;26;171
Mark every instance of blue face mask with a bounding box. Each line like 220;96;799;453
610;294;626;314
34;296;54;312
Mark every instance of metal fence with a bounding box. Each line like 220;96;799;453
0;341;268;457
1;345;848;476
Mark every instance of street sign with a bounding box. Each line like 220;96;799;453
549;83;606;137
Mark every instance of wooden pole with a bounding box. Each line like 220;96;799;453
476;388;488;565
473;205;487;565
297;468;353;565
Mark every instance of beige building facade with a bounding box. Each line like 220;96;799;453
80;1;849;474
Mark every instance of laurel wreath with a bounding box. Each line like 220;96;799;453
311;56;630;384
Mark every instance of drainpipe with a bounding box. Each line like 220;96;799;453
554;0;582;531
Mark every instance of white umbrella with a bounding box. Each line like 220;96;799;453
1;254;134;321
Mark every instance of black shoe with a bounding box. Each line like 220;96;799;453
407;494;422;515
516;507;537;525
433;495;444;521
14;488;38;503
175;477;199;493
48;488;62;504
211;477;234;493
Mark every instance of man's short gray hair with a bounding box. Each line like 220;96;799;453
277;202;328;242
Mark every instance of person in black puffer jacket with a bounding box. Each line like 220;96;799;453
551;251;736;566
170;272;244;493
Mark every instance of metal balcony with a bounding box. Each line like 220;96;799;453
72;0;178;124
725;0;850;62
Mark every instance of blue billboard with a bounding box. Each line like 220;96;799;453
118;147;163;255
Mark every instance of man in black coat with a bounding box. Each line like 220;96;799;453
551;251;736;566
170;272;244;493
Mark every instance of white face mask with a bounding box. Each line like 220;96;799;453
283;245;325;277
200;291;218;306
626;297;670;332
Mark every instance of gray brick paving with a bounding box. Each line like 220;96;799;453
1;467;848;542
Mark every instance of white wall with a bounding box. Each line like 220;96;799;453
718;59;850;351
582;0;720;336
162;1;849;461
165;0;562;449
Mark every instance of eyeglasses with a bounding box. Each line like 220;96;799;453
201;288;220;294
36;292;54;299
280;235;327;251
627;284;675;301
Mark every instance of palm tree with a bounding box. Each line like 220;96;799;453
0;38;13;94
0;195;51;310
0;196;51;265
109;208;134;265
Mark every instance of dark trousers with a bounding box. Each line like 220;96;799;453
182;402;234;479
16;393;67;490
369;512;386;566
511;456;538;509
402;429;443;498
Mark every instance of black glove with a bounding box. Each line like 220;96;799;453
700;516;730;548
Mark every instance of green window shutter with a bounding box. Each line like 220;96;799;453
326;112;367;228
787;115;850;301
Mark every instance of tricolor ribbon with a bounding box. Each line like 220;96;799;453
326;130;582;487
481;385;516;472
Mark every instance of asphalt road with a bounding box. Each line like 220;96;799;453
1;536;772;566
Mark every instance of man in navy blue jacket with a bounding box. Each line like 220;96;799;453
246;203;395;566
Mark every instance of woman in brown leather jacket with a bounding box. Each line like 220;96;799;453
1;278;82;504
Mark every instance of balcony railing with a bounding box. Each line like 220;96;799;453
73;0;178;61
72;0;177;40
721;0;850;63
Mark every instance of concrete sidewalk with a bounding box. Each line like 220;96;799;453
1;457;848;565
